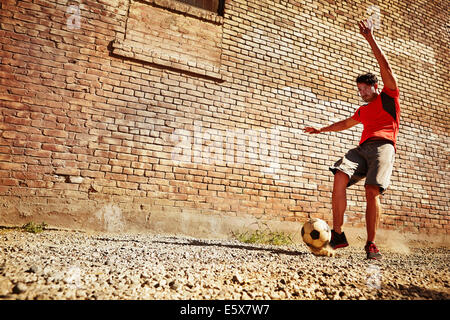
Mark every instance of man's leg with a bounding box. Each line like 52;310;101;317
365;185;381;243
364;141;395;243
329;147;365;249
332;170;349;234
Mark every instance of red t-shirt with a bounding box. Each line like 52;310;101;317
351;86;400;150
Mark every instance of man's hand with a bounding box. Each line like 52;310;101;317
358;19;374;40
303;127;321;134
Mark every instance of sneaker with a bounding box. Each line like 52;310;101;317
330;230;349;249
365;241;382;260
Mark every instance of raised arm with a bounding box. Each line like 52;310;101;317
358;19;398;90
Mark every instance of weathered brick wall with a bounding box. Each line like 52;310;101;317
0;0;448;235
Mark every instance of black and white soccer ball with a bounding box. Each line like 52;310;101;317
301;218;331;249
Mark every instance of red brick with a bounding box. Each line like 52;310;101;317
0;0;447;235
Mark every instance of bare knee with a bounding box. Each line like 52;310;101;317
365;185;381;200
333;171;349;194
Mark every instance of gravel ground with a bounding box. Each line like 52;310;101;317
0;229;449;300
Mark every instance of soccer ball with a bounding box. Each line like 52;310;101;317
301;218;331;249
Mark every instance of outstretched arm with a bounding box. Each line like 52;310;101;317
303;117;360;134
358;19;398;90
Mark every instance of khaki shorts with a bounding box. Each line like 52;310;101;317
329;140;396;194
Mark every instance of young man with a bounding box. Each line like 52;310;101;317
303;19;400;260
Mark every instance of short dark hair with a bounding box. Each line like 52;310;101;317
356;73;378;86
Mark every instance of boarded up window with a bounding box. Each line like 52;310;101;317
177;0;220;13
112;0;224;81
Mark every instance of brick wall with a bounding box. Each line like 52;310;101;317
0;0;448;235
